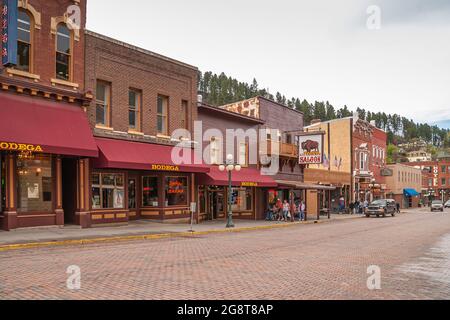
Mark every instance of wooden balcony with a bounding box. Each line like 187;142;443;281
265;140;298;158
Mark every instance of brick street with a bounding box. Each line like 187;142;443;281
1;209;450;300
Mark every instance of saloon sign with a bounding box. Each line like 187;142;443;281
298;133;324;165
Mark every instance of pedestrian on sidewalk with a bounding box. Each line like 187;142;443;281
276;198;283;221
300;201;306;221
396;202;401;214
282;200;290;222
349;202;355;215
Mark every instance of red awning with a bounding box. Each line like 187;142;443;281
198;166;278;187
0;94;98;157
94;137;210;173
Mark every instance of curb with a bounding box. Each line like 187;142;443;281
0;216;362;252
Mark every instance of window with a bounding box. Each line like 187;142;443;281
56;24;72;81
442;166;446;174
17;10;32;72
359;153;366;170
181;100;189;130
142;176;158;207
16;156;53;213
428;178;433;187
210;137;221;165
238;142;248;166
157;95;168;135
96;81;111;126
128;179;136;209
442;178;446;186
198;186;206;214
165;177;188;207
231;187;253;212
285;134;292;144
91;173;125;210
1;155;5;212
129;90;141;131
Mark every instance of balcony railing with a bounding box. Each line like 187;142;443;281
265;140;298;158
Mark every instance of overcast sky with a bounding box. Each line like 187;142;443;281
87;0;450;127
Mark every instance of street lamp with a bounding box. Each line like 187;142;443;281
219;154;242;228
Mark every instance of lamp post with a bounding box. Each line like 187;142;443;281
219;154;242;228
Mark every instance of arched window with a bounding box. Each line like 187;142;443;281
17;10;32;72
56;24;72;81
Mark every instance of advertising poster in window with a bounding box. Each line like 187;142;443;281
27;183;39;199
113;189;124;209
298;133;324;165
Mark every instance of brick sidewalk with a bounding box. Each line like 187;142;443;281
0;213;362;247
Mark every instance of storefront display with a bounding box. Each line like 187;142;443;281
142;176;159;207
230;187;253;212
16;156;53;213
91;173;125;210
165;177;188;207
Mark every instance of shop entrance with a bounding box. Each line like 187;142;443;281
62;158;78;225
207;187;225;221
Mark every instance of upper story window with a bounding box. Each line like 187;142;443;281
238;142;248;167
442;166;446;174
181;100;189;130
17;10;32;72
129;89;141;131
56;24;72;81
210;137;221;165
157;95;168;135
96;81;111;127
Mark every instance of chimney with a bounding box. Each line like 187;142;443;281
197;94;203;104
370;120;376;127
310;119;322;125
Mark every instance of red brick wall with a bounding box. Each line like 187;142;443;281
84;31;198;138
371;127;387;184
0;0;86;91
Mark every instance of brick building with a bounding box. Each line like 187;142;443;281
404;156;450;204
0;0;98;231
83;31;208;226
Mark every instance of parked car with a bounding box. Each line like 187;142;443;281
365;199;397;218
431;200;444;212
445;200;450;208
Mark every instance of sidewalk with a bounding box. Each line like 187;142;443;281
0;214;362;251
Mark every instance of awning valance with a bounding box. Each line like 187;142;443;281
93;137;210;173
0;94;98;157
197;166;278;187
404;189;420;197
276;180;337;191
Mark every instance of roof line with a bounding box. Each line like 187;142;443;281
85;30;198;71
198;102;266;124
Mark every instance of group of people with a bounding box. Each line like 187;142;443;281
265;198;306;222
349;200;369;215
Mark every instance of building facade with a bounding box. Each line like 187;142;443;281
0;0;98;231
83;31;206;226
404;158;450;204
303;116;388;211
196;101;277;222
384;164;422;208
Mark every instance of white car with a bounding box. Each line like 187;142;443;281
431;200;444;212
445;201;450;208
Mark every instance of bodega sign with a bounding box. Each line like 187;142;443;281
0;142;43;152
298;133;324;165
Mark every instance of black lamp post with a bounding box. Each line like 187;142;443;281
219;154;242;228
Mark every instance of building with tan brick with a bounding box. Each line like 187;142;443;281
384;164;422;208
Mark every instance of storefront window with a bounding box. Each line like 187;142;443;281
91;173;125;210
165;177;188;207
198;186;206;213
231;187;253;212
142;176;159;207
128;179;136;209
17;156;53;213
